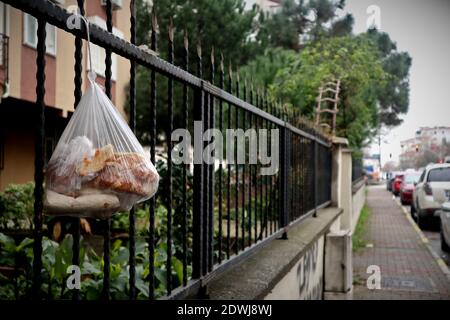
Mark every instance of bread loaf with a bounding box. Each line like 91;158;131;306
45;189;120;219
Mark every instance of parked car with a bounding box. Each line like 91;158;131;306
412;163;450;229
387;171;402;192
400;171;421;205
439;203;450;252
392;173;405;196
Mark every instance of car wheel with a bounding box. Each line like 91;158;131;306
410;203;416;220
441;228;450;253
417;214;429;230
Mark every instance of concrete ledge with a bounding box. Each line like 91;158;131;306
352;178;365;195
207;207;343;300
332;137;349;146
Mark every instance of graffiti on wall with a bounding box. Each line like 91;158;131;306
297;236;324;300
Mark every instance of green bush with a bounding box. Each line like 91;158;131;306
0;231;185;299
0;182;35;230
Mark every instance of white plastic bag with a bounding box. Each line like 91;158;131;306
44;16;159;219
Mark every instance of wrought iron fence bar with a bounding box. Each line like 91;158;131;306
313;140;318;218
268;101;274;235
202;50;210;276
102;219;111;300
259;95;264;240
254;92;259;242
279;127;290;238
148;12;157;300
166;20;174;295
248;84;256;246
71;0;84;302
182;30;189;286
241;82;247;248
128;0;137;300
234;77;239;254
301;131;306;214
101;0;113;301
32;17;46;300
264;94;269;238
226;66;232;259
217;55;224;265
208;48;215;272
192;46;204;279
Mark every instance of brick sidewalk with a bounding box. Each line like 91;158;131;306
352;185;450;300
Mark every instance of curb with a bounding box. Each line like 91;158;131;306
393;197;450;284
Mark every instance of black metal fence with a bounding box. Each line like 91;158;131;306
1;0;332;300
352;156;364;183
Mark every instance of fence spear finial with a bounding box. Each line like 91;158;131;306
196;41;202;59
168;17;174;42
184;29;189;50
151;10;158;32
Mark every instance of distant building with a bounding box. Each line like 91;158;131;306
399;126;450;168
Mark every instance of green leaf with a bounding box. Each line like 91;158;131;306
16;237;33;252
135;276;149;298
82;261;102;276
154;268;167;289
171;257;183;285
0;233;15;252
111;247;129;265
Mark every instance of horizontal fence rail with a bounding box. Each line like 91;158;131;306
0;0;333;300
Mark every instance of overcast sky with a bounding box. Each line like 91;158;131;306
343;0;450;165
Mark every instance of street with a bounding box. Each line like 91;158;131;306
396;197;450;267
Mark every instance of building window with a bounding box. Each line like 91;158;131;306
23;13;57;56
88;16;123;81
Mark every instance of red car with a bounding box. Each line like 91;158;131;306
393;174;404;196
400;172;421;205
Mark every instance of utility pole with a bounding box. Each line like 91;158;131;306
378;133;382;169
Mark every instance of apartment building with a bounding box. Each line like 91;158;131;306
0;0;131;190
399;126;450;166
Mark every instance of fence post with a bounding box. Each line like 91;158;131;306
279;126;290;239
313;140;318;217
